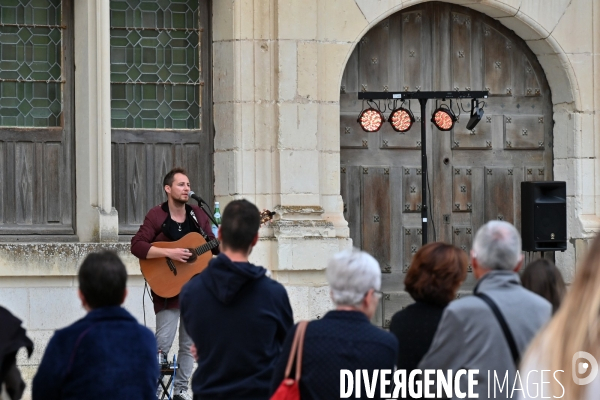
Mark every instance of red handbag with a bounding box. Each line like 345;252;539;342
271;321;309;400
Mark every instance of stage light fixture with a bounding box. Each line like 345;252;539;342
431;103;457;131
358;107;385;132
389;106;415;133
466;99;484;130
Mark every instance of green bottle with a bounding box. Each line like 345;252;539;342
212;202;221;237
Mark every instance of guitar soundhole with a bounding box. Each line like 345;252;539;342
187;249;198;263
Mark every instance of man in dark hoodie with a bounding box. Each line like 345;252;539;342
180;199;294;399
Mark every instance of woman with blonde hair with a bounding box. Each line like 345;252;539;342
519;234;600;399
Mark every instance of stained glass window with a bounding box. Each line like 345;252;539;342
110;0;200;129
0;0;63;127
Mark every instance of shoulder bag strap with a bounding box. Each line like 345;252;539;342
475;293;520;366
294;321;308;381
283;320;309;381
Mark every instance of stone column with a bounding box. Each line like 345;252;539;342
74;0;118;242
212;0;360;319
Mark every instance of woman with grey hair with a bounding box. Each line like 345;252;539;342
270;248;398;400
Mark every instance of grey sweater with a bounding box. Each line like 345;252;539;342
419;271;552;399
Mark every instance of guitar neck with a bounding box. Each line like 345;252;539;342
194;239;219;256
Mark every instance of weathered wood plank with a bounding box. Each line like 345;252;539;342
451;12;472;91
361;166;391;272
484;166;515;224
44;143;61;223
184;144;201;197
126;144;147;226
4;143;16;225
402;167;422;213
484;25;512;95
402;11;424;91
359;21;389;92
346;166;362;249
153;144;173;207
452;166;473;212
15;143;34;225
33;143;44;225
341;45;359;94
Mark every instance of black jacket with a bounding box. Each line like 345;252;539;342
389;301;445;373
0;306;33;400
271;310;398;400
180;253;293;399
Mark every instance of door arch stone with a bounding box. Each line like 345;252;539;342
339;2;554;326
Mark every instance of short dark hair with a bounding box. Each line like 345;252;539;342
521;259;566;314
404;242;468;306
163;167;187;188
78;251;127;309
220;199;260;252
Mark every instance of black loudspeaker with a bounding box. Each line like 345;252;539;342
521;181;567;252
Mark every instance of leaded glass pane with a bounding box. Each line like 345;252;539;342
0;0;61;26
110;0;200;129
110;29;199;83
111;82;199;129
0;0;63;127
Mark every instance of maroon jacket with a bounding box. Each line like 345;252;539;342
131;202;218;313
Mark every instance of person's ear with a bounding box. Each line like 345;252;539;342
362;289;378;319
121;288;128;305
218;225;222;241
363;288;374;308
78;289;90;312
471;255;479;271
250;233;259;248
513;254;524;273
164;184;171;195
471;257;484;279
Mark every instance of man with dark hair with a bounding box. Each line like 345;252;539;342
181;199;294;399
131;167;217;400
32;251;158;400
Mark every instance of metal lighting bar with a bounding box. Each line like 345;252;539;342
358;91;489;100
358;90;489;246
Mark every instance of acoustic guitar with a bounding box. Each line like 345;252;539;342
140;209;275;298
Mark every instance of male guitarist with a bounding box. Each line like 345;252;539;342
131;167;218;400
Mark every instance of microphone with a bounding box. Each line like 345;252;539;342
188;191;207;205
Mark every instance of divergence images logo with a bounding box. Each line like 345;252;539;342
572;351;599;385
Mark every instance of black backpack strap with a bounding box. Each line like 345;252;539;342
475;292;520;366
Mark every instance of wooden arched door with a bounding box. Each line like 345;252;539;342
339;2;553;327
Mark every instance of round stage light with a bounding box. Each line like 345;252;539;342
358;108;384;132
389;107;415;133
431;107;457;131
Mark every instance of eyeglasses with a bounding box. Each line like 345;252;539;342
372;289;383;300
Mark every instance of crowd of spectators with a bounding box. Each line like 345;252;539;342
2;215;592;400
